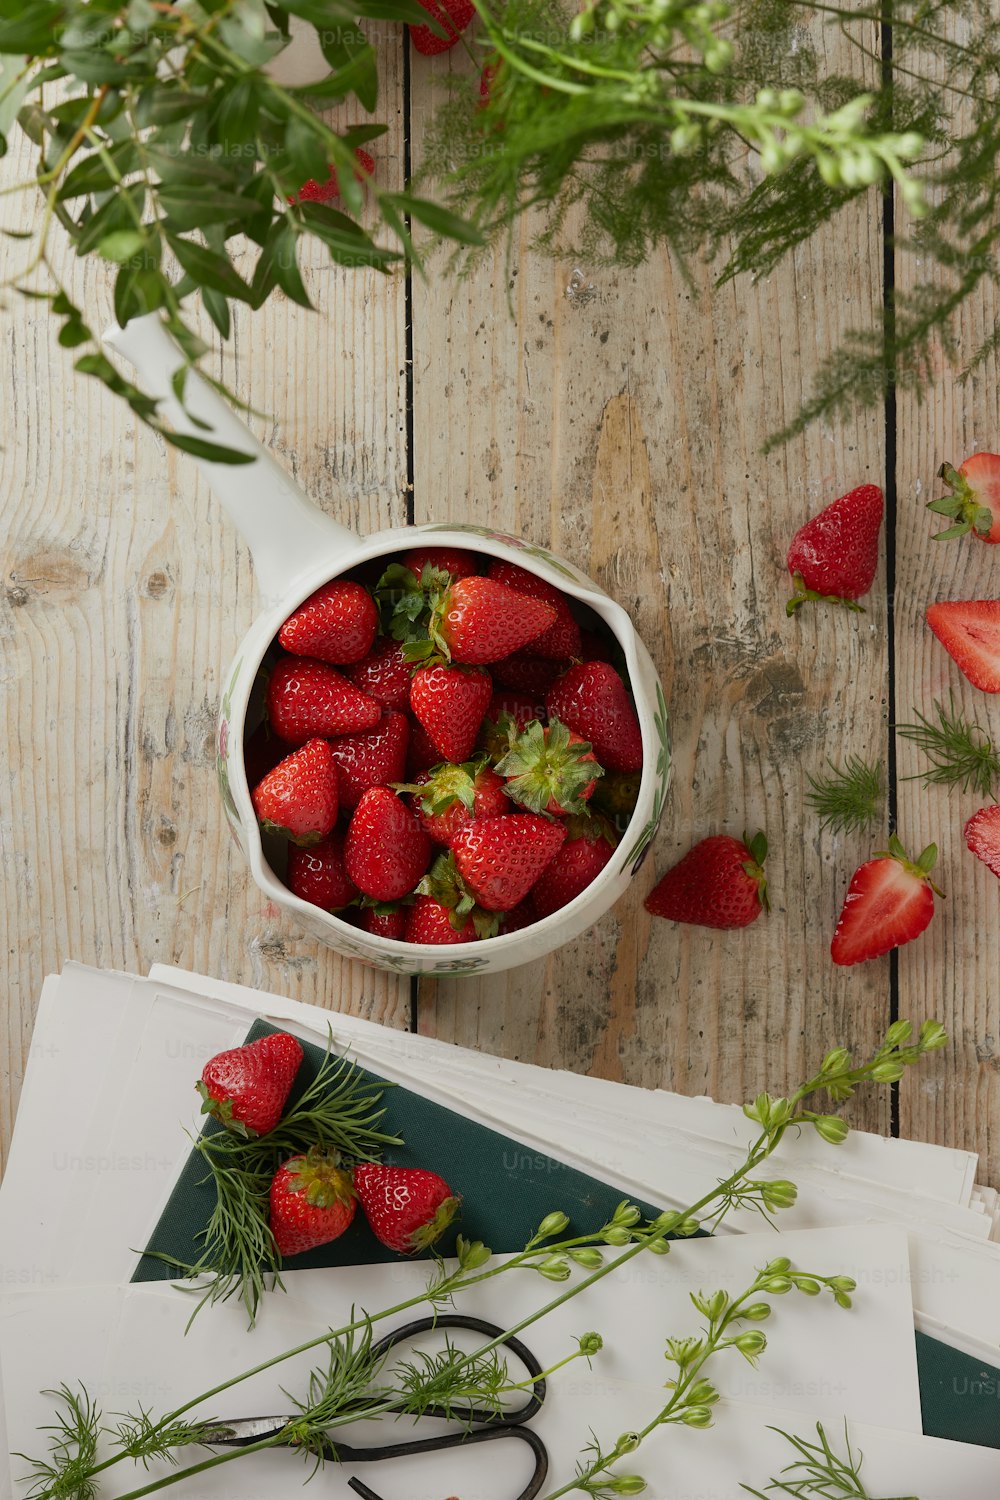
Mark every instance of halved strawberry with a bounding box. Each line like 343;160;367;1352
644;832;768;929
278;580;378;665
345;638;413;711
546;661;643;774
786;484;884;614
287;830;358;911
327;710;410;811
344;786;432;902
452;813;567;911
964;805;1000;878
292;148;375;205
409;0;475;55
410;663;493;763
928;453;1000;543
267;656;381;744
831;835;941;966
487;560;582;659
495;718;601;815
926;601;1000;692
251;739;339;846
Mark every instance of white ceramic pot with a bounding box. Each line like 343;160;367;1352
105;314;671;975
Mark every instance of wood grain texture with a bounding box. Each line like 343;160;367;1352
0;41;412;1169
893;23;1000;1186
410;23;895;1135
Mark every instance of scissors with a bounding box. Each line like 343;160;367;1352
201;1313;549;1500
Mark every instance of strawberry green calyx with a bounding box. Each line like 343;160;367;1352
785;572;866;617
259;818;325;847
927;462;995;541
408;1193;461;1251
285;1148;356;1211
874;834;946;898
496;717;603;815
195;1083;255;1138
374;563;448;660
416;851;501;939
394;759;482;815
741;830;770;912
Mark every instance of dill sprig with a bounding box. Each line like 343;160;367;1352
16;1384;101;1500
896;696;1000;797
805;757;885;836
741;1419;918;1499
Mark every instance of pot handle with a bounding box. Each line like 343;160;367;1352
104;313;364;604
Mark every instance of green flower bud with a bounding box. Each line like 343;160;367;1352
813;1114;849;1145
456;1237;492;1269
535;1211;570;1240
569;1247;605;1268
677;1217;700;1237
603;1226;631;1246
829;1275;857;1292
759;140;783;175
670;123;702;155
817;154;842;188
578;1331;604;1356
615;1432;641;1454
645;1237;670;1255
569;7;596;38
538;1256;571;1281
761;1179;797;1208
793;1277;821;1295
687;1379;720;1405
872;1060;906;1082
834;1289;853;1309
666;1336;703;1367
855;149;885;185
651;1211;681;1233
762;1275;792;1294
743;1302;772;1320
705;1289;729;1320
681;1405;714;1427
919;1019;948;1051
894;131;924;159
756;88;779;111
609;1476;647;1494
821;1047;851;1075
704;37;733;73
763;1256;791;1276
884;1019;914;1048
733;1330;768;1357
614;1203;642;1227
778;88;805;115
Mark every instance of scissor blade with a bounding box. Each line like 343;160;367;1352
199;1416;294;1447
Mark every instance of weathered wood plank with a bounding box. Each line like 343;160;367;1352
0;45;412;1169
410;25;894;1131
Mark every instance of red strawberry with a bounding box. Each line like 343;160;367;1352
402;762;508;845
496;718;601;816
292;148;375;205
786;483;884;613
352;1163;459;1253
492;651;567;695
267;656;381;744
405;895;478;944
407;715;444;776
479;59;500;105
500;900;536;934
410;663;493;763
287;832;358;912
252;738;339;845
197;1032;303;1137
357;903;408;940
531;818;617;919
452;813;567;911
278;580;378;665
408;0;475;56
327;710;410;810
926;600;1000;692
546;661;643;774
435;577;556;665
831;836;941;966
487;690;546;732
402;546;480;581
344;786;432;902
345;639;413;711
487;561;582;659
644;832;768;930
928;454;1000;543
269;1149;356;1257
964;805;1000;878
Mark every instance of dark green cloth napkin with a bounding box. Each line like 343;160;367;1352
135;1022;1000;1449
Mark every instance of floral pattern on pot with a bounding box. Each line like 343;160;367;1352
216;655;244;836
423;522;593;587
625;681;671;871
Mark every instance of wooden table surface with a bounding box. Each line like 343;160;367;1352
1;17;997;1186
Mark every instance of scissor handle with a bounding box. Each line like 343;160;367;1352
345;1425;549;1500
367;1313;547;1426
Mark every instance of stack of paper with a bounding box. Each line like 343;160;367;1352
1;962;998;1500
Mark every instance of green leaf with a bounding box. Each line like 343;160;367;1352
135;87;208;128
0;5;63;53
213;77;260;151
74;186;145;257
272;222;312;308
58;49;148;85
353;0;438;23
202;286;231;340
159;186;264;233
284;112;330;188
164;430;259;465
58;141;138;201
298;202;398;270
98;229;147;263
167;235;252;301
389;192;484;246
57;320;91;348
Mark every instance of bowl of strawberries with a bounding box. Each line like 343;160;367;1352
105;314;671;976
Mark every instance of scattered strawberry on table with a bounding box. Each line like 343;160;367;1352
927;453;1000;543
408;0;476;55
246;545;645;943
291;148;375;206
926;600;1000;692
197;1032;304;1137
352;1163;460;1253
830;836;942;967
785;483;884;615
644;832;769;930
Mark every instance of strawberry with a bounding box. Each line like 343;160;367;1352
345;639;413;711
287;831;358;912
546;661;643;774
327;710;410;810
487;690;546;732
644;832;768;929
400;761;508;845
964;805;1000;878
786;483;884;614
402;546;480;580
487;560;582;658
434;577;556;665
578;628;616;664
292;148;375;205
242;719;285;790
252;738;339;845
344;786;432;901
928;453;1000;543
197;1032;303;1137
410;662;493;763
407;715;445;776
530;817;617;919
357;903;408;940
414;850;501;939
926;600;1000;692
452;813;567;911
405;895;478;944
495;718;601;816
492;651;567;695
352;1163;459;1253
500;900;536;934
408;0;476;56
269;1149;356;1257
266;656;381;744
479;59;500;106
278;580;378;665
831;835;941;966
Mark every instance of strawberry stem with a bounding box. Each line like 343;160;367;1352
785;574;866;617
